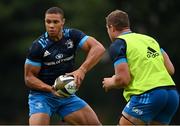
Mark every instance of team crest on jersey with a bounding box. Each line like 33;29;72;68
65;39;74;48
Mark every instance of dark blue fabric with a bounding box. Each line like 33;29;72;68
25;28;87;85
109;39;127;64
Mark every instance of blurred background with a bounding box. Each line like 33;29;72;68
0;0;180;124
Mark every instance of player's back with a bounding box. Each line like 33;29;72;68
118;33;175;101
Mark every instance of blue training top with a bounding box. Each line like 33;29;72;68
109;38;127;66
25;28;88;86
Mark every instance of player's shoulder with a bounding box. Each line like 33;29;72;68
63;27;84;37
32;32;49;49
114;38;126;44
110;38;126;49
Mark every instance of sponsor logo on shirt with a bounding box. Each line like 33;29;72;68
132;107;143;115
44;55;74;66
147;47;159;58
35;102;43;109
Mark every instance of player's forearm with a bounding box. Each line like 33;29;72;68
80;44;105;73
25;75;53;92
113;74;129;88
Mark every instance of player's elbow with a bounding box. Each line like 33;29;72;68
165;63;175;75
96;43;105;56
171;69;175;75
168;67;175;75
24;76;32;87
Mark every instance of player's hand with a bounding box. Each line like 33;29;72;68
102;75;116;92
66;68;86;89
51;86;65;97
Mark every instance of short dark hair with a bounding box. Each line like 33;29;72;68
106;10;130;31
45;7;64;18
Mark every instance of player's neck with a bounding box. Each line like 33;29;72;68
118;28;131;36
49;32;63;42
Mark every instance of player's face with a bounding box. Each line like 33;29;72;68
45;13;65;38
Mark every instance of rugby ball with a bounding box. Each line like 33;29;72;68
53;75;77;97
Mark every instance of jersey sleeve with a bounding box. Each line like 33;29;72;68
70;28;89;48
160;48;165;53
25;41;43;66
109;39;127;66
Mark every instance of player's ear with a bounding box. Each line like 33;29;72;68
112;25;116;32
62;18;65;24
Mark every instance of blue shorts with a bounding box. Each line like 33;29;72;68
123;88;179;124
28;91;87;118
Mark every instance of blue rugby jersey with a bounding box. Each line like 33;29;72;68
25;28;89;86
109;39;127;66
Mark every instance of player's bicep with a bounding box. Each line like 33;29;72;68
24;59;41;77
114;58;129;76
111;39;130;85
24;63;42;88
114;61;131;85
80;36;103;52
70;28;89;50
26;41;43;63
78;35;89;51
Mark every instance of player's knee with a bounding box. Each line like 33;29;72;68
29;113;50;125
119;116;132;125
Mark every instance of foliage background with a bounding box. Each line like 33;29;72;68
0;0;179;124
